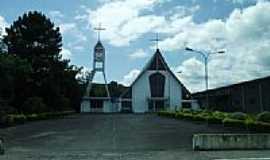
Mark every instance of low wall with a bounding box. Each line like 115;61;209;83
193;134;270;150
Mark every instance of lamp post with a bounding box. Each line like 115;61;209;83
185;47;225;110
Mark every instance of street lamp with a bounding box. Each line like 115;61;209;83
185;47;225;110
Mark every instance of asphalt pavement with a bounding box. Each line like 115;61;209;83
0;114;270;160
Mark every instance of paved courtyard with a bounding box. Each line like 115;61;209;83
0;114;270;160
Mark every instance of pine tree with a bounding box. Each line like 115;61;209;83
4;11;62;72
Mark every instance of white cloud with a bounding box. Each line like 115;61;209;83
169;1;270;92
226;0;259;4
60;47;72;59
80;0;201;47
48;10;64;19
76;67;92;80
129;49;148;59
0;16;8;36
121;69;140;86
174;57;204;92
86;0;178;46
59;23;87;51
59;23;76;34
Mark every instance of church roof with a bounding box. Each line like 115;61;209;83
94;40;104;48
120;49;190;98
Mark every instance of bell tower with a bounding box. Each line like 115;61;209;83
85;23;110;98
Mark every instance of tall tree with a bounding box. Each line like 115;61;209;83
4;11;62;72
3;11;82;113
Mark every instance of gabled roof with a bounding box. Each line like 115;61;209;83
120;49;191;98
94;40;104;49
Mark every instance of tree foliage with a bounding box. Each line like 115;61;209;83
0;11;83;114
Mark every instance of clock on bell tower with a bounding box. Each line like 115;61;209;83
84;23;110;98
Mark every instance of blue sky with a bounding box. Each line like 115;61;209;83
1;0;269;92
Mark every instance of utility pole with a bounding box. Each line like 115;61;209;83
185;47;225;110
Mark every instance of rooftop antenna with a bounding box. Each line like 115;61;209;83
94;23;106;41
150;33;161;50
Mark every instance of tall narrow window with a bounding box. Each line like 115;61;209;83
149;72;165;97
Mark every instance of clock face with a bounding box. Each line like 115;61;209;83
96;51;103;57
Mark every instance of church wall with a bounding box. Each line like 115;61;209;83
132;70;183;113
164;73;182;112
103;100;112;113
132;71;150;113
80;99;91;112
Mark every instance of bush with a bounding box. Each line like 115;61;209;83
229;112;247;120
27;114;38;121
207;116;223;124
246;121;270;133
181;108;192;113
11;114;27;124
5;116;15;126
0;104;17;114
21;97;48;114
158;111;175;118
212;111;228;119
56;96;71;111
192;114;206;121
222;118;245;128
257;111;270;123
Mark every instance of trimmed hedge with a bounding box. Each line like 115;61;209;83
222;118;245;128
229;112;247;120
257;111;270;123
158;110;270;133
0;111;75;127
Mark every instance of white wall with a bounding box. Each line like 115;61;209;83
132;71;150;113
80;99;91;112
103;100;112;113
132;70;182;113
167;73;182;112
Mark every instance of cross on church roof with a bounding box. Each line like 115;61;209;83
94;23;106;41
150;33;161;50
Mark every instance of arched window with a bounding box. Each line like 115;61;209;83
149;72;165;97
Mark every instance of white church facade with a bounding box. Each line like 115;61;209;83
120;49;199;113
80;26;198;113
80;39;199;113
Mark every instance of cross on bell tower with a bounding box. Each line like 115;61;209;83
85;23;110;98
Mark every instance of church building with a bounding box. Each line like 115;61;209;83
120;49;198;113
80;27;198;113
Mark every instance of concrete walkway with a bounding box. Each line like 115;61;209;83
0;114;270;160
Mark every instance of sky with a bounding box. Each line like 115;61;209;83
1;0;270;93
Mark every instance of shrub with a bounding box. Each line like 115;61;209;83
11;114;26;124
212;111;228;119
257;111;270;123
207;116;223;124
192;114;206;121
246;121;270;133
229;112;247;120
27;114;38;121
21;97;48;114
181;108;192;113
181;113;194;120
222;118;245;128
158;111;175;118
56;96;71;111
5;116;15;126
